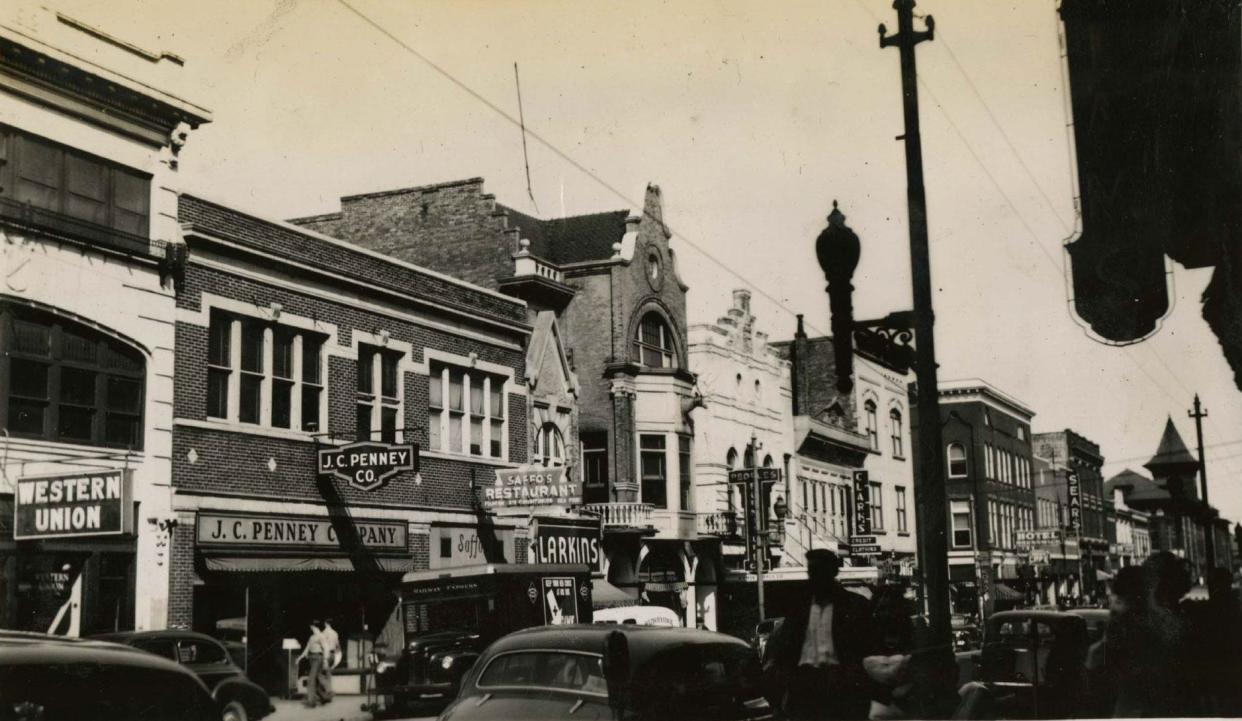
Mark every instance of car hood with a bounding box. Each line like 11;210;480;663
441;693;611;721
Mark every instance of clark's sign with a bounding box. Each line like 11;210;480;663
196;512;407;550
15;470;132;540
318;441;417;491
482;466;578;509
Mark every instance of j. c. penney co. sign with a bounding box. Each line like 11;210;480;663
14;470;132;540
318;441;418;491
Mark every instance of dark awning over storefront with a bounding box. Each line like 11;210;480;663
203;556;413;573
994;582;1025;601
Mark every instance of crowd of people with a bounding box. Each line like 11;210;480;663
760;548;1242;720
1086;553;1242;717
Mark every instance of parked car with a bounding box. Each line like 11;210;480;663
951;613;982;651
976;610;1089;719
1065;608;1110;644
94;630;274;721
439;625;773;720
0;630;218;721
750;617;782;659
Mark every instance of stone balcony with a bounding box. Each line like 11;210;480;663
499;242;576;310
581;502;655;529
696;510;741;538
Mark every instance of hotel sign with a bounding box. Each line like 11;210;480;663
196;512;407;550
318;441;418;491
482;466;579;509
14;470;132;540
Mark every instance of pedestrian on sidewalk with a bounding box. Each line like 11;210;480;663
762;549;878;721
297;620;332;708
322;618;342;689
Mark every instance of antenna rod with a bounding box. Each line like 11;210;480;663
514;62;538;213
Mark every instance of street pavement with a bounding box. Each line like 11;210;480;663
268;695;375;721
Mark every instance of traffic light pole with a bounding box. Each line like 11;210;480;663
879;1;952;651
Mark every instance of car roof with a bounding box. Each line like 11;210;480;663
92;629;222;644
1067;608;1110;618
0;632;199;673
486;624;751;666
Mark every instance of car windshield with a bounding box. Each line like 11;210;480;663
476;651;607;696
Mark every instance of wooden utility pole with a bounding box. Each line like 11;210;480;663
880;1;951;649
1188;394;1215;571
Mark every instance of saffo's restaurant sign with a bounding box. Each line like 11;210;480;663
14;470;132;540
481;466;579;510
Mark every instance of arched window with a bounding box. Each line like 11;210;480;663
762;454;774;468
947;443;968;478
754;379;762;402
743;445;755;469
534;422;565;467
890;408;903;457
2;302;145;449
726;448;738;469
632;312;676;369
864;399;879;451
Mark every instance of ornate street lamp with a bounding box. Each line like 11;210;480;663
815;201;861;393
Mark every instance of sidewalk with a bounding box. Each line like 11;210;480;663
268;695;374;721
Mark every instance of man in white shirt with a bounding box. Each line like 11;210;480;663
763;550;877;720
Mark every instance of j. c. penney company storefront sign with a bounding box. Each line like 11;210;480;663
14;470;132;540
196;512;407;550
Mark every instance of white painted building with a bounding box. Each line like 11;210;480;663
688;289;793;576
0;5;210;633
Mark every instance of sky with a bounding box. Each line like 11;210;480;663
51;0;1242;524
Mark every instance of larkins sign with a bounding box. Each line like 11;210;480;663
318;441;418;491
15;470;132;540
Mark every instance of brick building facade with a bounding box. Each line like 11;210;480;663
294;179;719;629
170;193;533;693
938;380;1038;617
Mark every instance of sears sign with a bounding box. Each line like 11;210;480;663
318;441;417;491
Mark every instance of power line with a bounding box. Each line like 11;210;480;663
334;0;829;338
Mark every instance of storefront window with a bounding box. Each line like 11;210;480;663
1;302;145;449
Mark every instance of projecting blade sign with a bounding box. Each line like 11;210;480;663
318;441;418;491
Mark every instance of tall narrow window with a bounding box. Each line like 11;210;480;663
632;313;676;369
357;345;402;442
301;336;323;432
534;422;565;466
271;328;294;429
896;487;908;533
947;443;968;477
640;434;667;508
864;400;879;451
890;408;903;456
869;481;884;531
951;501;973;548
583;432;608;487
237;320;264;425
678;436;692;510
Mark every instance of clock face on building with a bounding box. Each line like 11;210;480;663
646;246;663;291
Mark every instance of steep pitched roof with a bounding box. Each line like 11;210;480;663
1144;416;1199;470
498;204;630;265
1105;468;1154;495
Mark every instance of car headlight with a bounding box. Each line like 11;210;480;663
440;655;455;670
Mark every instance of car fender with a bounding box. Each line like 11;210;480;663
212;677;273;719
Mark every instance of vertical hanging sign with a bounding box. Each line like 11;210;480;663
852;470;872;535
1066;470;1082;534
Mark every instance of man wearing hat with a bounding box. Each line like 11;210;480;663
763;549;878;720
